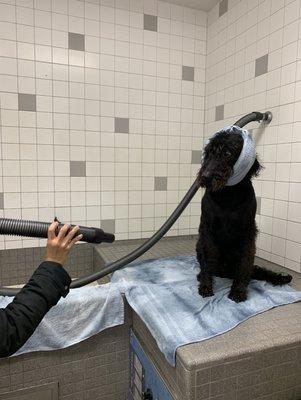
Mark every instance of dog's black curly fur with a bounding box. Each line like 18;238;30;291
196;128;292;302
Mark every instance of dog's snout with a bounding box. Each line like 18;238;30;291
202;170;210;179
200;171;212;187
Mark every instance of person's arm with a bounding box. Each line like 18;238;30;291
0;222;82;358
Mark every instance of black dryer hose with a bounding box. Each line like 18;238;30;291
0;218;115;244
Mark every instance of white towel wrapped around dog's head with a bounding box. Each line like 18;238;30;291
204;125;256;186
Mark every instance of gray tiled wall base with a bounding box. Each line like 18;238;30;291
0;303;132;399
1;382;58;399
1;303;300;400
133;311;301;400
0;244;93;286
1;237;300;400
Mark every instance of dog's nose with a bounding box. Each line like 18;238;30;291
201;173;212;187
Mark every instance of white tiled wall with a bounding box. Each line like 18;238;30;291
206;0;301;272
1;0;300;275
0;0;206;249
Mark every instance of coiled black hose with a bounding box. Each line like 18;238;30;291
0;218;115;244
0;111;272;296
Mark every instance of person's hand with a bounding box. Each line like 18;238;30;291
44;222;83;265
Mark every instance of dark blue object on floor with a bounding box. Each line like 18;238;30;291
129;330;173;400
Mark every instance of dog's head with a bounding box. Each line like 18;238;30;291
197;129;261;192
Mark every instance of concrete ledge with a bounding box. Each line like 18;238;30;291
95;236;301;400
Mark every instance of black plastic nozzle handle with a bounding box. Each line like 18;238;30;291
0;218;115;244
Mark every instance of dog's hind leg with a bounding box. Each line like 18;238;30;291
253;265;292;285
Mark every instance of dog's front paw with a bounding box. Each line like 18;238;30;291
199;285;214;298
228;289;247;303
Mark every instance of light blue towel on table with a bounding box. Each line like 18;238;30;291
1;255;300;365
0;283;124;356
112;255;301;366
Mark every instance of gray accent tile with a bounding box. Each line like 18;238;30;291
256;197;261;214
219;0;228;17
68;32;85;51
0;193;3;209
18;93;36;112
101;219;115;234
115;117;129;134
182;66;194;82
70;161;86;177
215;104;224;121
144;14;157;32
154;177;167;191
191;150;202;164
255;54;268;77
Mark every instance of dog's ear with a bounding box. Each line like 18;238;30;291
248;157;263;179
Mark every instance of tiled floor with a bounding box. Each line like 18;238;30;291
96;235;197;265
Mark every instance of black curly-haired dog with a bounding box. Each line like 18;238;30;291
196;128;292;302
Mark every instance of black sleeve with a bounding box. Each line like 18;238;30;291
0;261;71;358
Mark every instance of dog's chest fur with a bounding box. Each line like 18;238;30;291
200;181;257;248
